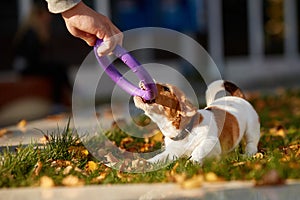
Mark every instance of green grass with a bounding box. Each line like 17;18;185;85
0;90;300;188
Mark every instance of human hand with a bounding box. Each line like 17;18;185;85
62;1;123;56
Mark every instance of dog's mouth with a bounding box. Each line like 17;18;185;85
142;98;156;104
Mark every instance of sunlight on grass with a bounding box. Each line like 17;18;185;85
0;90;300;188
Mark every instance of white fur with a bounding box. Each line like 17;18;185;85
135;81;260;164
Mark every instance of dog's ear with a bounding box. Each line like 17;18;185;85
168;84;197;117
180;98;197;117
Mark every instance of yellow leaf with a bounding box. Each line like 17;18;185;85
205;172;219;182
40;176;55;188
173;173;187;184
62;175;84;187
151;130;164;142
253;152;264;159
269;127;286;138
63;165;73;175
0;129;9;137
233;161;246;167
181;175;203;189
91;173;107;183
17;119;27;128
86;161;98;172
81;149;89;156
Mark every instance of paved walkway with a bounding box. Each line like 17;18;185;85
1;105;300;200
1;181;300;200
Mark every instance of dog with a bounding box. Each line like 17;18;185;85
133;80;260;164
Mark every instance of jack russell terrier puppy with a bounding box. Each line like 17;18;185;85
133;80;260;164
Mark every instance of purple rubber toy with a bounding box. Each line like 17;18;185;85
94;39;157;100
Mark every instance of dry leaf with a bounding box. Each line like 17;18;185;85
91;173;107;183
233;161;246;167
51;160;72;168
85;161;98;172
173;173;187;184
181;175;203;189
68;146;89;158
253;152;264;159
17;119;27;128
34;161;43;176
205;172;219;182
269;126;286;138
63;166;73;175
62;175;84;187
0;129;10;137
151;130;164;143
17;119;27;132
40;135;50;144
40;176;55;188
117;171;133;182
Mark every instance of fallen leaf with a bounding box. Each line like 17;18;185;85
269;126;286;138
62;175;84;187
51;160;72;168
17;119;27;128
40;176;55;188
117;171;133;182
34;161;43;176
233;161;246;167
40;135;50;144
253;152;264;159
181;175;203;189
205;172;219;182
0;129;10;137
150;130;164;143
85;161;98;172
91;173;107;183
173;173;187;184
68;146;89;158
17;119;27;132
63;165;73;175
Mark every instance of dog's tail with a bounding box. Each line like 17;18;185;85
206;80;245;106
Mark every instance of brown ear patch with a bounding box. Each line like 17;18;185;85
206;106;240;152
223;81;245;99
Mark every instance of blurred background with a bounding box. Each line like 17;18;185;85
0;0;299;127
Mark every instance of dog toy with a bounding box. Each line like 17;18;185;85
94;39;157;100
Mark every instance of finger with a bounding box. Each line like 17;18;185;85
96;30;123;56
68;26;97;46
97;39;116;57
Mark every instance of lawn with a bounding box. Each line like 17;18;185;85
0;89;300;188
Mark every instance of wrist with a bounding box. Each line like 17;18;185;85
62;1;85;18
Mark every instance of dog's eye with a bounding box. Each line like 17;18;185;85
162;86;170;92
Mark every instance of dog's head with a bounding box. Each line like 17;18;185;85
134;83;197;132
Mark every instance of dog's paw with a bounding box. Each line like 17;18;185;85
147;156;162;164
147;154;178;164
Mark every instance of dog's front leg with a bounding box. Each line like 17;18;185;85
147;141;185;164
190;136;221;164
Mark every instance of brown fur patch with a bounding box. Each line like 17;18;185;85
223;81;245;99
136;83;197;130
206;106;240;152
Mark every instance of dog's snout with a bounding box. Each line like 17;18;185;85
142;98;156;104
